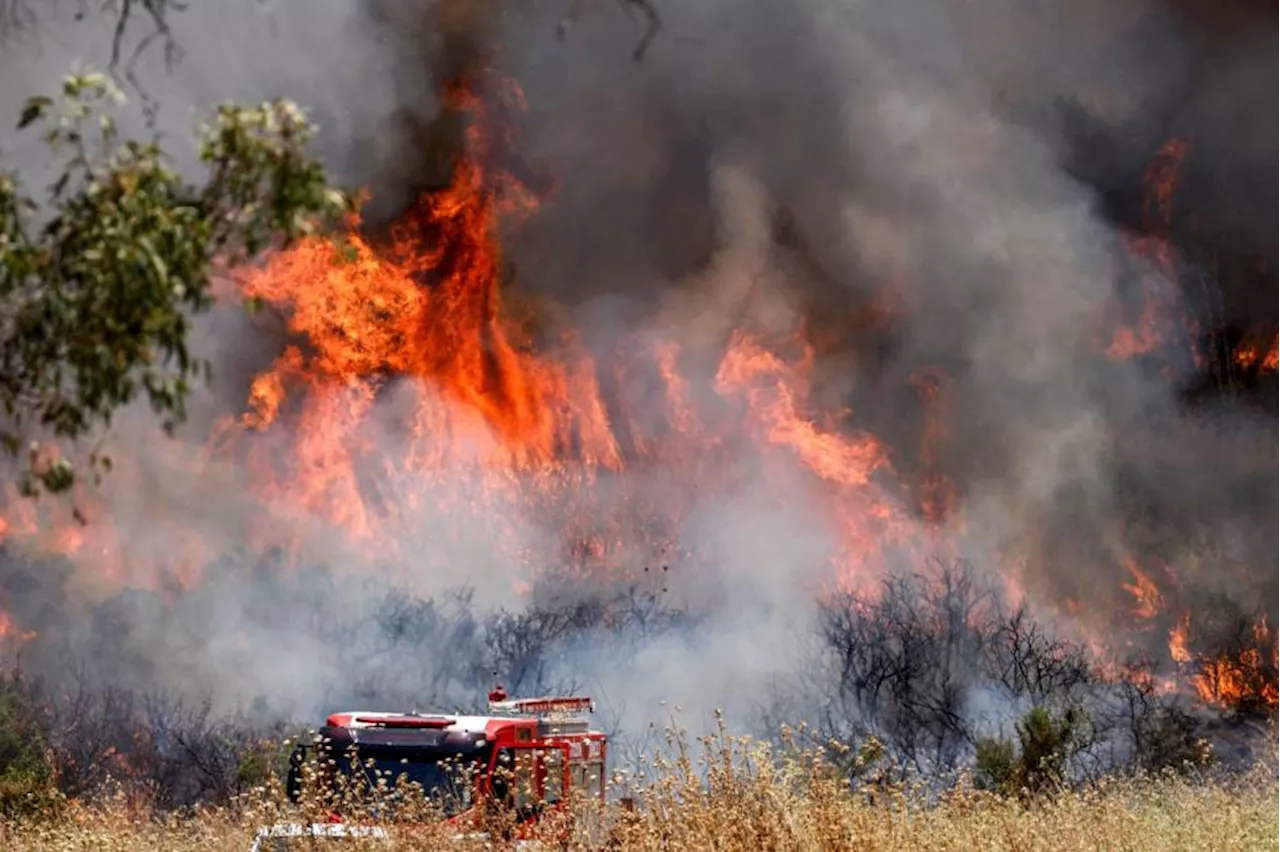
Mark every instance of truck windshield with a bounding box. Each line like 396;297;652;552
342;756;476;815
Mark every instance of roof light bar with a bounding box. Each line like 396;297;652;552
488;696;595;717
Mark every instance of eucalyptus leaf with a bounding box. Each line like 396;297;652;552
0;71;348;497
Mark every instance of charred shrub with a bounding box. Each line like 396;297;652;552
985;606;1093;704
812;560;1002;772
1115;676;1213;774
9;657;290;810
483;599;604;697
801;559;1239;786
1135;706;1212;773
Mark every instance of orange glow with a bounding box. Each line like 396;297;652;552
714;332;887;488
1233;331;1279;374
1144;138;1187;227
1120;558;1163;621
1169;613;1278;713
0;609;37;645
1168;614;1191;664
1105;137;1193;364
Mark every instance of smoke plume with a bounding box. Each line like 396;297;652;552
0;0;1274;753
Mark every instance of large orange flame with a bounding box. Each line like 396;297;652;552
209;74;919;591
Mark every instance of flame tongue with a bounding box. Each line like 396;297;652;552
219;73;914;587
239;78;592;468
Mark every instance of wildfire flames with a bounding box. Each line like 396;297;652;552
1105;138;1191;364
1169;614;1280;712
208;74;924;595
1233;331;1279;375
0;72;1275;716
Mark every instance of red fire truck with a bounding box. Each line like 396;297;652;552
284;688;606;841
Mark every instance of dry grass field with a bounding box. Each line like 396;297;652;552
4;732;1276;852
5;772;1275;852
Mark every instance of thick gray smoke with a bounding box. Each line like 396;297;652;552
0;0;1274;755
492;0;1277;647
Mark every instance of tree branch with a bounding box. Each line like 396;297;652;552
619;0;660;61
557;0;662;62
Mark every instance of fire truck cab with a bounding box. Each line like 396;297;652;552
286;688;606;838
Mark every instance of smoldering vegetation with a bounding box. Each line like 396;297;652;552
2;548;1275;810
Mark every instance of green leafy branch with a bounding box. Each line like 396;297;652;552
0;71;350;496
